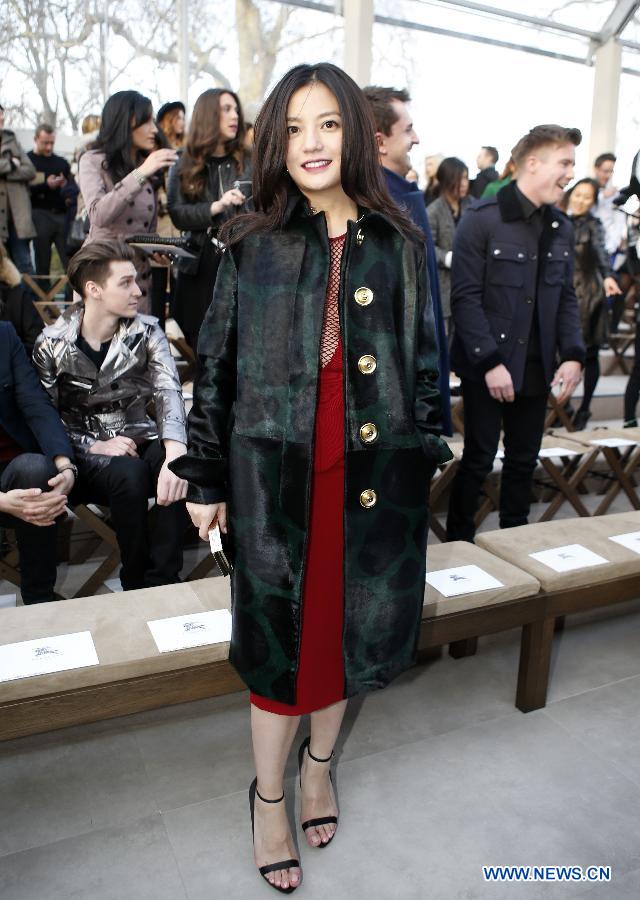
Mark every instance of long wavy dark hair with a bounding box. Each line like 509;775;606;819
179;88;247;199
222;63;422;245
92;90;166;184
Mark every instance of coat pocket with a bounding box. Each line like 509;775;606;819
487;241;527;287
543;243;571;285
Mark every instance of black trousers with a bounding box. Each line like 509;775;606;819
31;208;68;287
624;325;640;422
0;453;59;604
446;379;548;542
71;439;189;591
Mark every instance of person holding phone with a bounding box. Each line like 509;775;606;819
78;90;177;314
28;123;77;287
167;88;252;347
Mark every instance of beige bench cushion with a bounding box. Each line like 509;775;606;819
424;541;540;617
476;513;640;592
550;427;640;448
0;577;232;703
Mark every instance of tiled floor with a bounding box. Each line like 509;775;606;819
1;396;639;897
1;596;640;899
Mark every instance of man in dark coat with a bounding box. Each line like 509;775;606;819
446;125;585;541
27;123;77;286
470;145;500;199
363;85;452;435
0;321;76;603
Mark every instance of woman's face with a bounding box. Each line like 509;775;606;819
425;156;437;179
285;81;343;199
459;170;469;199
218;93;239;144
131;115;158;152
569;182;596;216
173;109;186;136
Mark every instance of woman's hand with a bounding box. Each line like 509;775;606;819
604;276;622;297
210;188;245;216
137;148;178;179
186;501;227;540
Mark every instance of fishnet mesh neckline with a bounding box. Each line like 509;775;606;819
320;234;346;367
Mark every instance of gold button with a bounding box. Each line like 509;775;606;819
356;228;364;246
359;423;378;444
359;489;377;508
358;354;377;374
354;286;373;306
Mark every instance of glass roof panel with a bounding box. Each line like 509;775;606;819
621;12;640;44
433;0;619;31
376;1;622;38
375;0;598;60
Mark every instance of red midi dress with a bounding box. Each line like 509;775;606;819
251;234;346;715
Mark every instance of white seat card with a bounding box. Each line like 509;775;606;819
426;565;503;597
147;609;232;652
608;531;640;555
529;544;608;572
0;631;99;682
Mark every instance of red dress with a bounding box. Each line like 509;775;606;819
251;235;346;715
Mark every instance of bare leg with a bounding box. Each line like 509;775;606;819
250;703;302;890
301;698;348;847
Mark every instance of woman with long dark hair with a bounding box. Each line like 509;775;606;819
78;90;177;314
170;63;450;892
427;156;470;334
561;177;622;429
167;88;252;347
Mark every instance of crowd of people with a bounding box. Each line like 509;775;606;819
1;79;640;609
2;61;640;893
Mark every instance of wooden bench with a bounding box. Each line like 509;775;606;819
0;578;241;741
476;511;640;712
3;519;638;740
418;540;541;665
0;541;545;740
549;427;640;516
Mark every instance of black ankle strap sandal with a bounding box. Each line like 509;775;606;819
249;778;300;893
297;736;338;848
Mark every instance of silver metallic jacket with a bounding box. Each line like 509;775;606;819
33;303;187;468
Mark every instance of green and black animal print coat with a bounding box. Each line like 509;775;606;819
172;195;453;704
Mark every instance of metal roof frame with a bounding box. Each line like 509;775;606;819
275;0;640;75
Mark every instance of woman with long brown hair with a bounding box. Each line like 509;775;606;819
427;156;471;334
156;101;186;150
167;88;251;347
171;63;450;892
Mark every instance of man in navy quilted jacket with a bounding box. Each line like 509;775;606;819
446;125;585;541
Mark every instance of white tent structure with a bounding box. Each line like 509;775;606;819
254;0;640;166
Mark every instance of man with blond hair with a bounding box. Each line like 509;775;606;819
447;125;585;541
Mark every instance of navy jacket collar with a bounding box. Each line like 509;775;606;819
497;179;563;231
383;166;419;197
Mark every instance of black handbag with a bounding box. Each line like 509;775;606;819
67;206;90;251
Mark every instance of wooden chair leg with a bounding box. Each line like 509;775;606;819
449;636;478;658
186;553;217;581
73;548;121;598
0;560;21;588
516;616;555;712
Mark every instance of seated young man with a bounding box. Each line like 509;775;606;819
33;240;189;590
0;321;75;604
